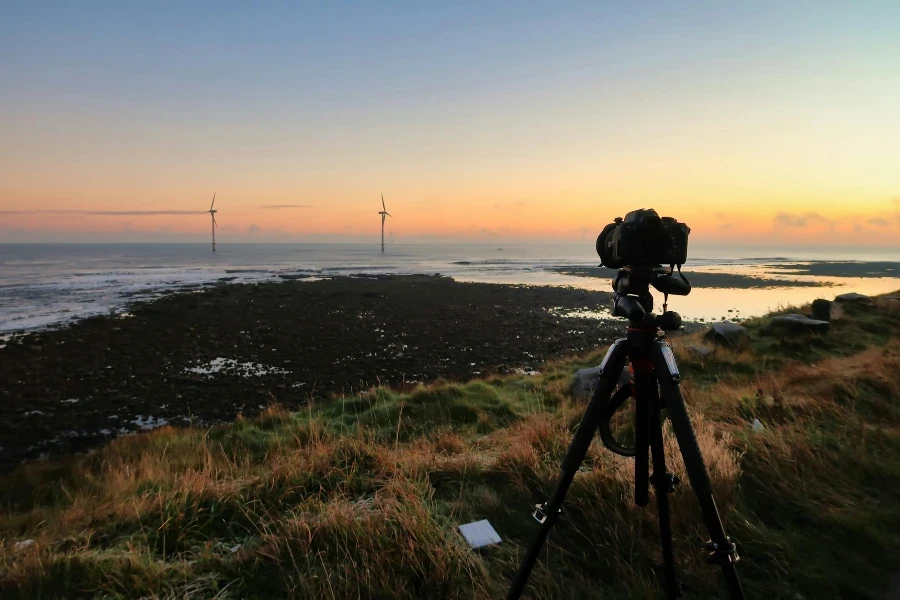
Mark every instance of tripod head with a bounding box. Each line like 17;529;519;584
612;265;691;330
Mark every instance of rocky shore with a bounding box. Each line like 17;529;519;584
0;275;623;468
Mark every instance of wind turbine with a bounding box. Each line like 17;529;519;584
207;193;218;252
378;193;392;252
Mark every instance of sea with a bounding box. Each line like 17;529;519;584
1;243;899;337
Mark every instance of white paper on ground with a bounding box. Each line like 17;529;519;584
458;519;502;549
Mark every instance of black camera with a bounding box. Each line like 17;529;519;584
596;208;690;269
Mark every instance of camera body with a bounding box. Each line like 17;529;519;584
596;208;690;269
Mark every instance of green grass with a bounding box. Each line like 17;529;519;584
1;294;899;599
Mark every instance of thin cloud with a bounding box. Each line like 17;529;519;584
259;204;315;209
494;200;527;212
0;209;203;215
773;212;835;228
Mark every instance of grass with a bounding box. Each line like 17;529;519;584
1;294;899;599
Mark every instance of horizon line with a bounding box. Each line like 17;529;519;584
0;241;898;250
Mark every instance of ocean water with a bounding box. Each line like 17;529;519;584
1;243;898;336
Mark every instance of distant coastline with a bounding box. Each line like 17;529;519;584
767;261;900;278
547;266;831;289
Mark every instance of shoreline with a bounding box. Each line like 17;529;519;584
4;256;900;338
0;275;629;469
548;265;831;288
767;261;900;277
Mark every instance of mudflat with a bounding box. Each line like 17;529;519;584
0;275;619;469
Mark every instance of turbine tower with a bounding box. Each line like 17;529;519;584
207;193;218;252
378;193;392;252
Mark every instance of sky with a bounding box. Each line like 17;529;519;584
1;1;899;246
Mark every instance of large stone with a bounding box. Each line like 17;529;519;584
704;322;751;349
687;345;713;359
767;314;831;335
835;292;873;305
811;299;845;322
571;366;631;401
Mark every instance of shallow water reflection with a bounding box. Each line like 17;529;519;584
461;267;900;321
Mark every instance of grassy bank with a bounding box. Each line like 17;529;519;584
1;294;899;599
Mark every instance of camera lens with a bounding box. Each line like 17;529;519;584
596;222;618;261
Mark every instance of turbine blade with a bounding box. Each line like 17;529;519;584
210;192;216;210
385;212;392;217
382;193;386;211
213;215;217;227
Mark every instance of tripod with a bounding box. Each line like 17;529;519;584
507;266;743;600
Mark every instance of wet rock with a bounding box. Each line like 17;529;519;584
766;314;831;335
704;322;750;349
571;366;631;401
811;299;844;323
834;292;873;305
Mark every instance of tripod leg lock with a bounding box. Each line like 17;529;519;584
658;345;681;383
532;503;561;525
705;537;740;565
650;471;680;493
598;338;627;375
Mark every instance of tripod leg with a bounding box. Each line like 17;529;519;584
652;343;745;600
506;341;629;600
633;365;655;507
648;390;679;598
